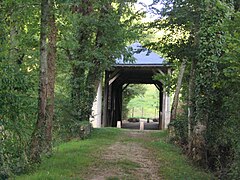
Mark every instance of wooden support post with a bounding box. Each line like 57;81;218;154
157;89;161;130
103;71;109;127
162;89;166;130
122;83;130;92
119;85;123;122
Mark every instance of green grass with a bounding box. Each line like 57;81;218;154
15;128;214;180
127;84;159;118
15;128;122;180
146;131;214;180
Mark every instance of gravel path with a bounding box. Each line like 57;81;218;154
84;130;162;180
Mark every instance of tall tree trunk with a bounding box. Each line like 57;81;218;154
170;59;187;121
45;0;57;154
30;0;49;162
188;58;197;154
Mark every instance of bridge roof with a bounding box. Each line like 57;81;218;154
115;42;167;67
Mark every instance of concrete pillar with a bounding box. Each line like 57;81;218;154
162;89;171;129
164;92;171;129
165;68;171;129
117;121;121;128
90;81;102;128
140;121;144;131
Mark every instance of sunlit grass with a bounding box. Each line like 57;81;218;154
15;128;214;180
15;128;122;180
127;84;159;118
147;131;214;180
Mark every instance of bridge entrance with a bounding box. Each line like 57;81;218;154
121;84;160;130
90;42;171;129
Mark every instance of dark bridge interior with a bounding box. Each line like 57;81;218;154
102;65;169;129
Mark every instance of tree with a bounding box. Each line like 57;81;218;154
30;0;57;162
62;0;140;135
30;0;49;162
0;0;40;176
217;2;240;177
151;0;240;177
149;0;201;149
45;0;57;154
170;59;186;121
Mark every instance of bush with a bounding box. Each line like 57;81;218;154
168;115;188;145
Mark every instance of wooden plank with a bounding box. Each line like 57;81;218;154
122;83;130;92
109;72;120;85
154;83;161;91
107;69;120;81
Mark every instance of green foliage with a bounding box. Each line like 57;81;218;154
60;0;141;128
150;0;240;177
126;84;159;118
0;0;142;177
0;1;40;177
168;115;188;145
15;128;123;180
0;62;37;177
219;10;240;178
149;131;213;179
193;1;240;177
153;73;173;93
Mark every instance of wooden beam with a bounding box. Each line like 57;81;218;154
152;69;165;84
159;90;163;130
157;69;165;75
109;72;120;85
122;83;130;92
152;69;165;75
154;83;161;91
107;69;120;82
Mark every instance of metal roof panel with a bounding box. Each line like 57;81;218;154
116;42;166;65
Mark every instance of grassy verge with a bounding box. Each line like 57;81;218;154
15;128;122;180
15;128;214;180
147;131;214;180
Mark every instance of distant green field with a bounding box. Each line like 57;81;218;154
127;84;159;119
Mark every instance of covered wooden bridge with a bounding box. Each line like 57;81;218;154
90;42;171;130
